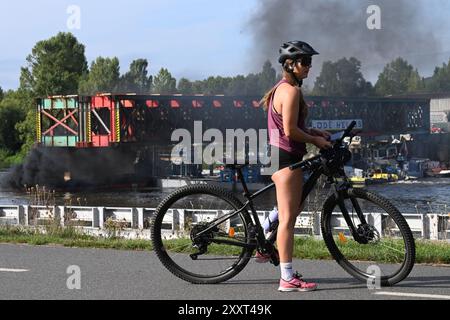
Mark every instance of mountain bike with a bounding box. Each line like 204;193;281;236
151;121;416;286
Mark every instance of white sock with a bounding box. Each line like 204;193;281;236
280;262;293;281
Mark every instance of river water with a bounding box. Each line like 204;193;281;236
0;173;449;215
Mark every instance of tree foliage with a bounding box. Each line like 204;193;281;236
119;59;152;93
258;60;277;94
374;57;424;96
177;78;193;94
152;68;177;94
176;60;277;96
313;57;373;96
20;32;88;97
78;57;120;95
427;59;450;93
0;90;30;156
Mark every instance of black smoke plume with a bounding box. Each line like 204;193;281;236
0;146;155;191
247;0;448;84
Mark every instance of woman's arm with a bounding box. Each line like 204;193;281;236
281;86;315;144
309;128;331;139
279;85;331;149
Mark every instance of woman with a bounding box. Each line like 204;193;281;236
261;41;332;292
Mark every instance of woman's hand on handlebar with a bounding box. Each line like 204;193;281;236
312;136;332;150
310;128;331;140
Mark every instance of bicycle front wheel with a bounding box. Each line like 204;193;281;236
151;184;254;284
321;188;415;286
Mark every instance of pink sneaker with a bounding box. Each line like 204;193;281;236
254;250;279;263
278;272;318;292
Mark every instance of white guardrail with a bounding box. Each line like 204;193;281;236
0;205;448;241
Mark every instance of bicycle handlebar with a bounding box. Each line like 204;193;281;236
288;121;357;171
331;120;357;144
343;120;357;139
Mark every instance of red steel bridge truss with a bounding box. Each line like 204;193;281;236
37;94;430;148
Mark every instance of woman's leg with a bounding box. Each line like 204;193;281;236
271;167;303;264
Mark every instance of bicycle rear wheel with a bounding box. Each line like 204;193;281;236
151;184;254;284
321;188;415;286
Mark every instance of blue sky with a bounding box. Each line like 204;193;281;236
2;0;450;91
0;0;258;90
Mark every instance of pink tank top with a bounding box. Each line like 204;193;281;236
267;79;307;156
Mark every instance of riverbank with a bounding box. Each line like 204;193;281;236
1;226;449;265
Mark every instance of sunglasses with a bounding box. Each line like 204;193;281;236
297;56;312;67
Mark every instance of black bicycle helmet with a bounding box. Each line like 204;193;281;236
278;41;319;64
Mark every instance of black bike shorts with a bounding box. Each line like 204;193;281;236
270;145;305;171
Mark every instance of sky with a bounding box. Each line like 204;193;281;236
1;0;450;91
0;0;258;90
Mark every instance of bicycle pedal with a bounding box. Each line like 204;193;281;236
270;250;280;266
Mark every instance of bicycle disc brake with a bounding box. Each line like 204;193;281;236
356;224;381;244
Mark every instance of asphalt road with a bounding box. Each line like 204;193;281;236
1;243;449;300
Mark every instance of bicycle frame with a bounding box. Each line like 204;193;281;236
155;120;415;286
194;121;370;251
240;163;325;246
196;162;370;253
194;157;325;250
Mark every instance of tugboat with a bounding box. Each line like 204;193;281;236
365;168;399;185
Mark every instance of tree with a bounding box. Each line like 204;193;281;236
177;78;194;94
191;80;206;94
257;60;277;95
407;70;424;93
313;57;372;96
427;59;450;93
202;76;232;95
119;59;152;93
4;89;36;158
0;86;4;101
152;68;177;94
78;57;120;95
0;91;28;154
20;32;88;96
225;75;246;96
374;57;424;96
15;107;36;157
176;61;276;96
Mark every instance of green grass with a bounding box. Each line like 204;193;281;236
0;226;153;251
415;240;450;265
163;238;244;256
163;237;450;264
0;226;449;264
294;237;450;264
0;149;24;169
